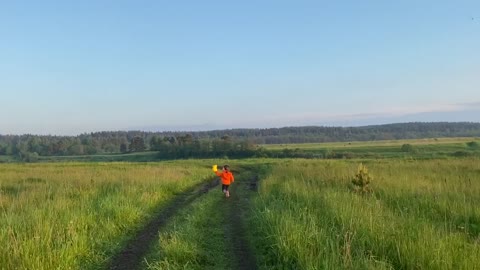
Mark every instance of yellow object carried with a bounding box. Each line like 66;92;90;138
212;164;218;172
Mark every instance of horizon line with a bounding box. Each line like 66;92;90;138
2;121;480;137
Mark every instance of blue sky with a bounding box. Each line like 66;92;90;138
1;1;479;135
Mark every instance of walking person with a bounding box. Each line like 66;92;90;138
212;164;234;197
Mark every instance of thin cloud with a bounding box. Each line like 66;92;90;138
242;101;480;128
457;101;480;109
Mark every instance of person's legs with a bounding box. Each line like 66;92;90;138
225;185;230;197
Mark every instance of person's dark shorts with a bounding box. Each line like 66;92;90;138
222;184;230;191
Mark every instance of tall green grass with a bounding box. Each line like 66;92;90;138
250;158;480;269
0;161;211;270
3;157;479;269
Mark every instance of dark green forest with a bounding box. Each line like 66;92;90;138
1;122;479;161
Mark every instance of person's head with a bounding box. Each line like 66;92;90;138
223;165;230;171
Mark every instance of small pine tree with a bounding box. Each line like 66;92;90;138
352;163;372;194
466;141;479;149
401;143;415;152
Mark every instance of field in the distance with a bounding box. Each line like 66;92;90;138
264;137;476;149
264;137;480;159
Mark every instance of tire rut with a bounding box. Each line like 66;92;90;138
108;177;219;270
226;174;260;270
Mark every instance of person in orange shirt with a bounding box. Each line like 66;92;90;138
213;164;234;197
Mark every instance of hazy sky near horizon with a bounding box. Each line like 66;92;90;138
1;1;479;135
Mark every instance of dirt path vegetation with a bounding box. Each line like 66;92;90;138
108;171;260;270
108;178;219;270
225;175;259;270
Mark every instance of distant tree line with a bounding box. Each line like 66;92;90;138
222;122;480;144
0;132;257;161
0;122;479;161
150;134;256;159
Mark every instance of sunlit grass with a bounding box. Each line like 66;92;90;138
0;161;211;270
263;138;480;159
263;137;477;150
250;158;480;269
3;157;479;269
143;187;231;270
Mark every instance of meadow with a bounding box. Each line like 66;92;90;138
1;144;480;269
250;158;480;269
0;161;212;269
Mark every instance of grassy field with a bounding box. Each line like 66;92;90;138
38;151;161;162
1;137;479;163
0;161;212;269
0;152;161;163
263;137;477;150
249;158;480;269
1;155;480;269
264;137;480;159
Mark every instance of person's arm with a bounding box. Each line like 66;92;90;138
213;165;222;176
231;173;234;183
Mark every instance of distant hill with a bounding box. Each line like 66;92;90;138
1;122;479;157
321;109;480;127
